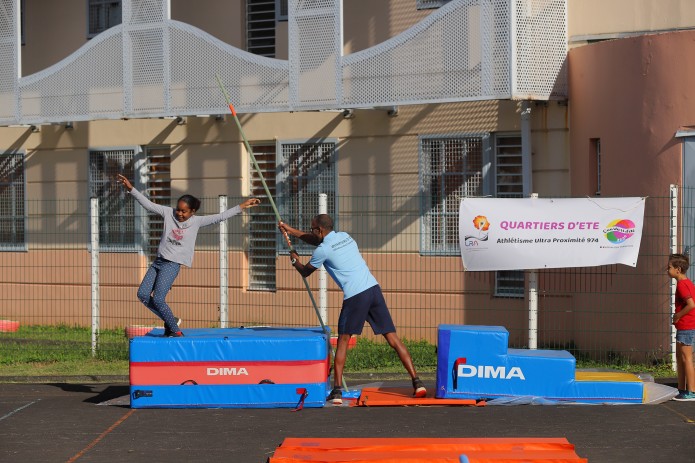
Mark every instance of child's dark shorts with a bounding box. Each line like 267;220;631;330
338;285;396;336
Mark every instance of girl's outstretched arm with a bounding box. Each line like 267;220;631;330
116;174;133;191
196;197;261;227
240;198;261;209
117;174;169;217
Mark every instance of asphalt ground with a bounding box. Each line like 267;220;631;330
1;376;694;463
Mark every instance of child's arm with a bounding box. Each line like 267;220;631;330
674;297;695;324
117;174;168;217
196;198;261;227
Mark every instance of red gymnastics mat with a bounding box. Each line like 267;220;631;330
355;387;483;407
268;437;587;462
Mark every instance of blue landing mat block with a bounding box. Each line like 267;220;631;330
436;324;644;404
129;326;330;409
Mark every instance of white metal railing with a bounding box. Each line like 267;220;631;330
0;0;567;125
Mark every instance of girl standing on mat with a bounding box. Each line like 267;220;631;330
117;174;260;337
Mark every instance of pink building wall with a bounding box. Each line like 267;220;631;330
569;30;695;196
567;30;695;359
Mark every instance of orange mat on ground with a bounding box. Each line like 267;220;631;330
356;387;483;407
269;437;587;462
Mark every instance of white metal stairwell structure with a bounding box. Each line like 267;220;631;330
0;0;566;126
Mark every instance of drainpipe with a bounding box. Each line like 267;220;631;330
521;101;537;349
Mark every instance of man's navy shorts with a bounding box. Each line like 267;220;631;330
338;285;396;335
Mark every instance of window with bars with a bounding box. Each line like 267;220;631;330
493;134;524;298
248;144;278;291
417;0;452;10
277;140;337;256
88;0;122;37
590;138;602;196
20;0;25;45
88;148;139;251
0;152;25;250
276;0;288;21
247;0;276;57
419;134;526;297
143;146;171;261
420;135;486;255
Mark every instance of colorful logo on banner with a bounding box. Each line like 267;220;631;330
603;219;636;244
464;215;490;246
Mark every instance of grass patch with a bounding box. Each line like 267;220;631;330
345;338;437;373
0;326;676;379
0;324;128;362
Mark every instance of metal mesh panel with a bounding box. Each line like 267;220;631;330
129;27;166;112
169;23;289;113
123;0;165;24
0;152;24;249
512;0;567;99
89;149;137;251
0;0;18;120
289;0;341;107
19;29;124;123
342;0;510;107
0;0;567;124
277;140;336;255
420;136;483;254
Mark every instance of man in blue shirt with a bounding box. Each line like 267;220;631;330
280;214;426;405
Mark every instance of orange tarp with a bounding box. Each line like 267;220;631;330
269;437;587;462
355;387;483;407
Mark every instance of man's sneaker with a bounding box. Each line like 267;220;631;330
413;377;427;398
672;390;695;401
327;387;343;405
165;331;184;338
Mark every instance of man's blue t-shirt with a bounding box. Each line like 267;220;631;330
309;231;378;299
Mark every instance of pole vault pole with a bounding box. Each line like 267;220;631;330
215;75;348;391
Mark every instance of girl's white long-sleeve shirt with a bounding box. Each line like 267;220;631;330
129;188;242;267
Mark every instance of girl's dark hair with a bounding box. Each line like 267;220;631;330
178;194;201;212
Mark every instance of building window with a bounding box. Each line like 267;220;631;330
590;138;601;196
89;148;140;251
419;133;525;296
143;146;171;261
494;135;524;198
0;152;25;250
417;0;452;10
420;135;487;255
277;140;337;255
276;0;288;21
20;0;25;45
247;0;276;57
249;143;278;291
493;134;524;298
88;0;122;37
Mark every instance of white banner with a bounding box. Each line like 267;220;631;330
459;197;646;271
